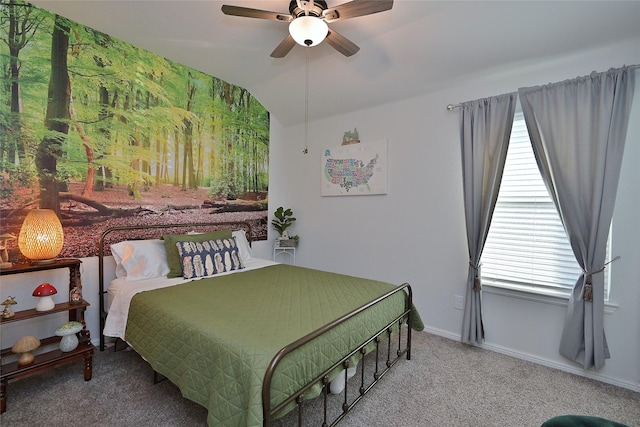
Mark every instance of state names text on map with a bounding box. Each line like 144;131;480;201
321;141;388;196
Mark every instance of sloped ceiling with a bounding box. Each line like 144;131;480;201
29;1;640;126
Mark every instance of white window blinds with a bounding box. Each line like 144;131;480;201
481;112;610;298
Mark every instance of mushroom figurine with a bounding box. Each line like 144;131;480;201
1;296;17;319
0;232;16;268
12;336;41;366
55;321;83;352
32;283;57;311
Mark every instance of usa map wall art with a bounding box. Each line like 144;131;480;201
321;140;388;196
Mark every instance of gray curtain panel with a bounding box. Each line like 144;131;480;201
459;93;517;345
518;66;635;370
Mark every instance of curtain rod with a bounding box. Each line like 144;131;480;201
446;64;639;111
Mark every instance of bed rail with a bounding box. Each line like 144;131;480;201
97;221;253;351
263;282;413;427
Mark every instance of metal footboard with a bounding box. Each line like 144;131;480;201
263;283;413;427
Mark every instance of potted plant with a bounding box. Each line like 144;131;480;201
271;207;299;247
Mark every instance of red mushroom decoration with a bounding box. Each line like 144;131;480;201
32;283;57;311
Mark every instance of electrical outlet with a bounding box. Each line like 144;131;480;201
454;295;464;310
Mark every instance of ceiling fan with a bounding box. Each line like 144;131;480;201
221;0;394;58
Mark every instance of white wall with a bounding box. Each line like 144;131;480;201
267;38;640;391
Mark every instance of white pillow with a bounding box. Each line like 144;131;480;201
111;239;170;281
232;230;252;264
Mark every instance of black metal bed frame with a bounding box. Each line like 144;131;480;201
97;221;413;427
264;283;413;427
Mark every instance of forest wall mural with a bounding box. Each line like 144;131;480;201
0;1;270;260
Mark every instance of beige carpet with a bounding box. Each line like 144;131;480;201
1;332;638;426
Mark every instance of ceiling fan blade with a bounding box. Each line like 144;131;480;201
325;29;360;57
271;34;297;58
221;5;292;22
323;0;393;23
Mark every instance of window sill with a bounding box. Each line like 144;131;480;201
482;282;619;315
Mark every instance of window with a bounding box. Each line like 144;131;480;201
481;111;611;300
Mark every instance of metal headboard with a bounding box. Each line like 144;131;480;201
97;221;253;351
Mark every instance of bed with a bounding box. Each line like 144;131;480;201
98;221;422;426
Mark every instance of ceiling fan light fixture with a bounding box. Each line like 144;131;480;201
289;16;328;47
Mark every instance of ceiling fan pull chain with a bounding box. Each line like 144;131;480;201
303;52;309;154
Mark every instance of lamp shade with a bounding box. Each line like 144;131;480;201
18;209;64;264
289;16;328;47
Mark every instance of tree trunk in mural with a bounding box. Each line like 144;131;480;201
36;14;70;213
94;33;115;192
130;152;142;199
209;77;220;193
181;73;197;191
144;92;152;187
173;129;180;186
222;82;237;197
4;0;40;166
6;0;23;165
159;130;169;184
67;29;94;198
155;130;163;188
181;118;196;190
69;94;94;198
196;121;204;187
95;85;109;191
119;91;141;200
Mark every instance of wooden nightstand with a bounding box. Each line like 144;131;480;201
0;258;94;413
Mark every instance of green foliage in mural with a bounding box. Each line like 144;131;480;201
0;1;269;208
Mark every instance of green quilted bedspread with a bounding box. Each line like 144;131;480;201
125;264;423;426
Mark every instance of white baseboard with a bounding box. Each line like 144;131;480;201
421;326;640;393
422;326;460;341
